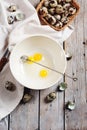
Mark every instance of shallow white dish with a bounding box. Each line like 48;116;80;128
0;64;24;120
10;35;67;90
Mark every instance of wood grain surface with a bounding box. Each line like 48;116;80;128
0;0;87;130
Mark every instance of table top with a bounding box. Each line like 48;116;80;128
0;0;87;130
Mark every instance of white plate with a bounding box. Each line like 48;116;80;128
0;63;24;120
10;35;67;90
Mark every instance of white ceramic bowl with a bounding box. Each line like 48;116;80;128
10;35;67;90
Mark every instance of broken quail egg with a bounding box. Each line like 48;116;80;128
7;15;15;24
58;82;67;91
15;13;25;21
66;101;75;111
66;52;72;61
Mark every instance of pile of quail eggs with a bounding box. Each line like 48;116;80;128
39;0;77;29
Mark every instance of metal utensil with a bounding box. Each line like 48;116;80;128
20;55;78;81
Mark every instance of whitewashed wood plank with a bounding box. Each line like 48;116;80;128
0;117;8;130
65;0;87;129
83;0;87;128
9;1;40;130
84;0;87;93
40;43;64;130
40;81;64;130
10;90;39;130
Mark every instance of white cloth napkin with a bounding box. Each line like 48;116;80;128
0;63;24;121
0;0;74;54
0;0;74;120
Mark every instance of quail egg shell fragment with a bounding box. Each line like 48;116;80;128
15;13;25;21
7;16;15;24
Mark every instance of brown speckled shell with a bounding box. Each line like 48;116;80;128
36;0;80;31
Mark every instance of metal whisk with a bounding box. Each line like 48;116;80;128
20;55;78;82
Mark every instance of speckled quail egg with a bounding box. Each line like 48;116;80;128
5;81;16;91
63;3;71;10
45;14;56;25
64;10;69;17
44;0;49;7
39;6;48;16
8;5;17;12
61;16;67;23
69;7;76;15
45;92;56;103
45;13;52;21
54;14;61;20
49;0;57;7
63;18;69;24
49;8;55;15
55;5;64;14
55;21;63;28
65;0;72;3
48;16;56;25
57;0;62;3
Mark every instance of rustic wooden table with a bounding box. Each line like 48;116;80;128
0;0;87;130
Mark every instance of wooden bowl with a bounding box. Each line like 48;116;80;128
36;0;80;31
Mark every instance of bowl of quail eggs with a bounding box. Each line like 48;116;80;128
9;35;67;90
36;0;80;31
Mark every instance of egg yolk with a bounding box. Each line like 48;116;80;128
33;53;42;61
27;56;34;64
39;69;48;78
